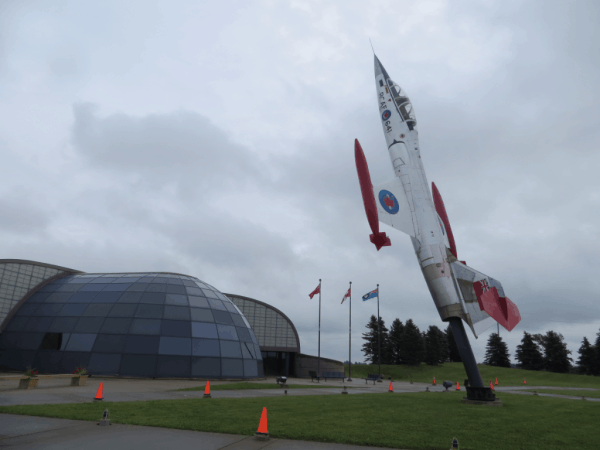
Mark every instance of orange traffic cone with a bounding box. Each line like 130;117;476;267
432;377;436;385
456;382;460;391
254;407;269;440
524;378;527;385
204;380;211;398
489;381;494;391
93;382;104;401
388;381;393;393
495;377;498;385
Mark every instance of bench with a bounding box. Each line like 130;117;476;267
322;371;346;382
308;370;321;382
363;373;381;385
0;374;89;389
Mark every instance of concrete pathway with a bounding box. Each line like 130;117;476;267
0;414;403;450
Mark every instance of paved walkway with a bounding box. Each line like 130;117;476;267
0;414;401;450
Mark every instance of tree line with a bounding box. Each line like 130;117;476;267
361;315;600;375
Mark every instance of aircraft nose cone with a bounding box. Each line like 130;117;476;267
374;55;383;77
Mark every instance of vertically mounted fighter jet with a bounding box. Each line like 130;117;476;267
355;55;521;397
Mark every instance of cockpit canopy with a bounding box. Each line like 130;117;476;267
388;79;417;131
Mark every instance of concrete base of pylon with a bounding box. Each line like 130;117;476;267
93;398;103;402
461;398;503;406
203;394;212;398
254;432;270;441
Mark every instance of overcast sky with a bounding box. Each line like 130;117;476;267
1;0;599;367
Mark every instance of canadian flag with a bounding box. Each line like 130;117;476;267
309;284;320;299
341;287;351;304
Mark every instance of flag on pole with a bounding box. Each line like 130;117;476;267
341;287;351;304
362;289;378;301
309;284;320;299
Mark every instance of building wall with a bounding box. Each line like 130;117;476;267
295;353;344;378
0;260;80;329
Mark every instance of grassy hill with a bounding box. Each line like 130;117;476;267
344;362;600;388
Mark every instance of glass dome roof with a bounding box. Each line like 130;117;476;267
0;272;263;378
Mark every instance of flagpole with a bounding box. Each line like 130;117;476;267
318;279;321;377
348;281;352;382
377;284;381;380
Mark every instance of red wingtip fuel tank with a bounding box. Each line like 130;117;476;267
354;139;391;251
432;182;457;259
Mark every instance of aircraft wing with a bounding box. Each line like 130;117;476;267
373;178;416;237
451;261;521;337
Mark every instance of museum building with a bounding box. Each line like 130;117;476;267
0;260;274;378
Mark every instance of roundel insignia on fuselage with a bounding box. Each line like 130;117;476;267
379;190;399;214
381;110;391;121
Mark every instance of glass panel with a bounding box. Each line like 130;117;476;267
88;353;121;374
236;327;253;343
208;299;226;311
188;296;209;308
222;359;244;377
231;314;246;327
73;317;105;333
80;283;108;291
212;310;233;325
45;293;73;303
191;357;220;377
224;302;238;313
120;354;157;377
67;292;98;303
15;304;38;316
243;359;258;377
165;294;188;305
163;305;190;321
134;304;164;319
145;284;166;293
217;325;238;341
124;335;160;354
6;317;30;331
130;319;161;335
117;292;143;303
92;334;127;353
83;304;113;316
108;304;138;317
161;320;191;337
190;308;214;323
182;280;196;287
186;287;204;296
191;338;220;356
65;333;97;352
92;277;117;283
241;342;253;359
191;322;218;339
99;318;132;334
158;337;191;355
127;283;149;292
59;351;91;373
157;355;191;377
102;283;132;292
33;350;63;372
165;285;186;295
140;293;166;304
93;292;121;303
56;284;81;292
48;317;79;333
203;290;219;299
19;333;46;350
58;304;87;316
24;316;54;333
220;340;242;358
26;292;50;303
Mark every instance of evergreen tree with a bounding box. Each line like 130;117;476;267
515;331;544;370
445;324;462;362
400;319;424;366
424;325;447;365
592;328;600;376
577;337;595;375
484;333;511;367
388;319;404;365
542;331;573;373
361;315;390;365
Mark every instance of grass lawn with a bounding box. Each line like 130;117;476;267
175;382;358;391
523;389;600;398
1;392;598;450
348;362;600;388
